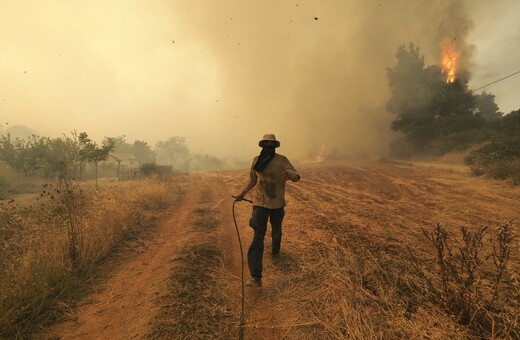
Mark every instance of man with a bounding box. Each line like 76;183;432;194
235;134;300;287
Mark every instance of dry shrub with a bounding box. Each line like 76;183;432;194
272;214;518;339
0;177;183;338
415;223;519;338
277;232;469;339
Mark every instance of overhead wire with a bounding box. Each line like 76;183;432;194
470;69;520;93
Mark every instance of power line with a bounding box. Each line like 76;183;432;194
470;69;520;93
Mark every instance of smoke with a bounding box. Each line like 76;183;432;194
1;0;484;162
173;0;475;160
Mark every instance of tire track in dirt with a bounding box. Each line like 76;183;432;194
43;177;202;339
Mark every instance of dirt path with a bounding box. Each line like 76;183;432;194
44;173;287;339
44;178;203;339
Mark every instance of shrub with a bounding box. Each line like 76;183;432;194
465;110;520;184
140;163;173;178
414;223;518;337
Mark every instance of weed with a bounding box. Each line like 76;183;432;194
417;223;518;337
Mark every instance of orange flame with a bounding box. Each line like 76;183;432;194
312;144;326;163
439;38;459;83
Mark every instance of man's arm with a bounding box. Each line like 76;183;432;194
235;179;257;201
282;171;300;182
282;157;300;182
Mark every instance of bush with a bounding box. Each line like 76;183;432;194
465;137;520;184
140;163;173;178
413;223;518;337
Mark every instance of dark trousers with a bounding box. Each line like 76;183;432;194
247;206;285;279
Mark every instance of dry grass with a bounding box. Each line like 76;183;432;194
256;220;518;339
222;161;519;339
147;193;233;339
0;176;184;338
264;226;471;339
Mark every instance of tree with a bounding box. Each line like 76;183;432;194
386;43;485;155
474;92;502;121
155;136;190;170
111;135;133;153
387;43;442;150
0;134;49;177
133;140;154;164
45;132;82;179
78;133;115;188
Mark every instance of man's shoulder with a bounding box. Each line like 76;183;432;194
274;153;290;162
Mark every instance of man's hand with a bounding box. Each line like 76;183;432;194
282;171;300;182
233;195;253;203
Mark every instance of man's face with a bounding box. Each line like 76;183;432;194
263;141;276;148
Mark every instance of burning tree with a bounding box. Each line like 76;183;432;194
386;43;497;157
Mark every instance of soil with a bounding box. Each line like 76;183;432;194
42;161;520;339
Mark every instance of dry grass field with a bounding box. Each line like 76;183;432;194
0;176;186;338
2;161;519;339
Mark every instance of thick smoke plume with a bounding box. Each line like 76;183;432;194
175;0;475;160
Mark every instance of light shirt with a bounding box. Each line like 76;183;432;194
250;153;299;209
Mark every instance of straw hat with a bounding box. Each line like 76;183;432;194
258;133;280;148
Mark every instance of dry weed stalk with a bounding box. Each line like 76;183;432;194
419;222;518;337
284;232;469;339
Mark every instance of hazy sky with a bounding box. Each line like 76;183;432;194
1;0;519;160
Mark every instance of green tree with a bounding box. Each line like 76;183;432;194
111;135;133;153
78;133;115;188
45;132;82;179
386;43;485;156
133;140;155;164
474;92;502;121
155;136;190;170
387;43;442;150
0;134;49;177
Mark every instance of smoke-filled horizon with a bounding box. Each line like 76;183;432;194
1;0;519;161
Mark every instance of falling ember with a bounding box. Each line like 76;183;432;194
439;38;459;83
312;144;326;163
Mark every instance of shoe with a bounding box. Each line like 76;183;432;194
246;277;262;287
